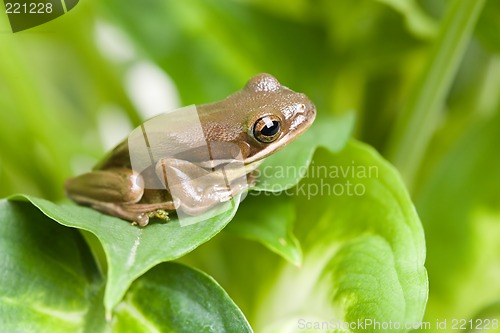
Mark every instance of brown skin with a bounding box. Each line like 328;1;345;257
65;74;316;226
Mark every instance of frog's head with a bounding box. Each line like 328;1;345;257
240;73;316;164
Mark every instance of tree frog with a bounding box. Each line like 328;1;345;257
65;74;316;226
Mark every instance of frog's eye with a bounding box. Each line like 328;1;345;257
253;115;282;143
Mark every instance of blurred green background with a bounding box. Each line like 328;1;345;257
1;0;499;330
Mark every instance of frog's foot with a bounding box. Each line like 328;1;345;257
147;209;170;222
82;200;151;227
123;200;177;226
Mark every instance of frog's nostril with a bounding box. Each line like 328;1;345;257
307;103;317;118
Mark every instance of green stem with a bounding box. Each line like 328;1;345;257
386;0;486;190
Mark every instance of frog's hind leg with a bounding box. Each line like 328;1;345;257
65;168;150;225
85;201;151;227
65;168;144;203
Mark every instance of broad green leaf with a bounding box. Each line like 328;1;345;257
226;196;302;266
8;195;240;314
184;140;428;332
257;141;428;331
113;263;252;333
0;199;252;332
255;113;355;191
0;200;106;332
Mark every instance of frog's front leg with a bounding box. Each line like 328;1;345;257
156;158;248;216
65;167;172;226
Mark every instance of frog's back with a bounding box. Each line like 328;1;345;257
94;140;132;170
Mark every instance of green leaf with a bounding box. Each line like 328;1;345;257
0;199;252;332
113;263;252;333
226;195;302;266
184;140;428;331
8;195;240;314
257;141;428;330
0;200;106;332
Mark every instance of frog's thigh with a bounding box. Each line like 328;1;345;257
65;168;144;204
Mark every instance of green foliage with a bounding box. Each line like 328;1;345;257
1;0;499;331
1;136;427;331
198;141;427;331
9;194;241;314
386;0;487;188
0;199;251;332
0;200;105;333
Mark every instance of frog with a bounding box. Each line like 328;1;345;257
65;73;316;226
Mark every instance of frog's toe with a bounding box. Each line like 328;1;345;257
147;209;170;222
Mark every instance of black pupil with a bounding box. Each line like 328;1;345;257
261;121;280;137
